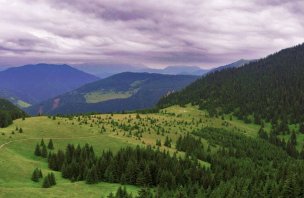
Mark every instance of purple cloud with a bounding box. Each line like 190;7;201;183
0;0;303;68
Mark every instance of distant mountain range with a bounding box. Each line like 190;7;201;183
73;63;208;78
74;60;251;79
72;63;143;79
0;67;8;71
0;59;251;111
139;66;209;76
26;72;199;115
0;64;99;107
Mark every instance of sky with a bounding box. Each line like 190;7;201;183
0;0;303;69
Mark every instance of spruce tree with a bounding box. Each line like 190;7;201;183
41;144;48;158
86;166;98;184
164;136;171;148
156;139;161;147
143;166;152;186
290;131;297;145
107;192;114;198
34;144;41;156
299;123;304;134
40;139;45;147
300;146;304;160
115;186;131;198
48;173;56;186
48;139;54;150
137;188;153;198
136;172;146;186
42;176;51;188
258;127;268;140
39;169;43;178
31;168;40;182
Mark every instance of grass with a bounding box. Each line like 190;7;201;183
17;100;31;108
8;97;31;108
0;105;262;197
84;90;136;103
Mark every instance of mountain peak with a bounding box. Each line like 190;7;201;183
0;64;99;106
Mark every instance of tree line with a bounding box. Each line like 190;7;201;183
46;143;209;190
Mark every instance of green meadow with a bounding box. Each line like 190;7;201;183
0;105;261;197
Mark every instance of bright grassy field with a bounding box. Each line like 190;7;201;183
0;105;261;197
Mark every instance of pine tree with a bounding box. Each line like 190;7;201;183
120;173;127;185
40;139;45;147
300;146;304;159
299;123;304;134
143;166;152;186
34;144;41;156
48;139;54;150
86;166;98;184
290;131;297;145
286;141;298;158
48;172;56;186
258;127;268;140
125;161;136;184
115;186;131;198
107;192;114;198
156;139;161;147
31;168;40;182
42;176;51;188
137;188;153;198
39;169;43;178
164;136;171;148
136;172;146;186
41;144;48;158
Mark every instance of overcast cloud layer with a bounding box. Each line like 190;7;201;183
0;0;303;68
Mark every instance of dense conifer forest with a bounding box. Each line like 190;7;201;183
33;126;304;197
158;44;304;124
0;98;26;127
176;128;304;197
46;144;207;190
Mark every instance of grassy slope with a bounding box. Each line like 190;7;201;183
84;91;134;103
0;105;261;197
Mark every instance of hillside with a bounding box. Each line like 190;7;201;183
0;98;26;127
0;64;99;107
73;63;143;79
26;72;198;115
158;43;304;124
1;105;303;197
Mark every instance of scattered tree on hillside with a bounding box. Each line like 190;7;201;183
31;168;43;182
34;144;41;156
48;139;54;150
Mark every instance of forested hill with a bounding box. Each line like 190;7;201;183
26;72;198;115
0;64;99;107
0;98;26;127
158;43;304;124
